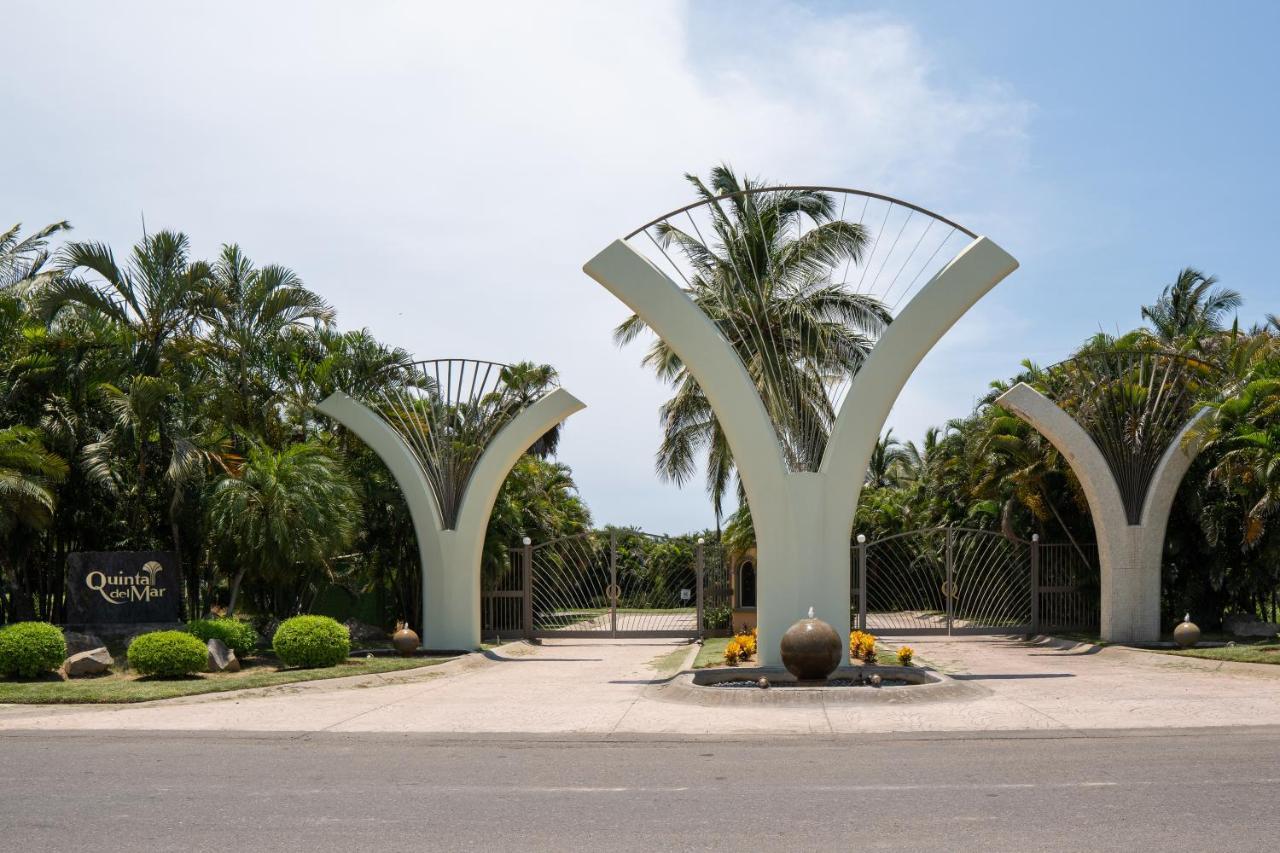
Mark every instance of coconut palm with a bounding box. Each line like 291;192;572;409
615;166;890;520
1141;268;1242;345
497;361;563;458
206;441;361;616
866;429;908;488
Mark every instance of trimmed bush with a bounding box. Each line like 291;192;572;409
128;631;209;677
0;621;68;678
187;618;259;659
273;615;350;668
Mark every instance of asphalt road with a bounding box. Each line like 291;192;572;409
2;728;1279;852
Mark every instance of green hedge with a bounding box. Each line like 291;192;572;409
273;615;350;668
128;631;209;677
187;618;259;659
0;622;67;678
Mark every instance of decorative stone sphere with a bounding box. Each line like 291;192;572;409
757;677;770;690
1173;614;1201;649
779;607;841;681
392;625;420;657
868;673;883;688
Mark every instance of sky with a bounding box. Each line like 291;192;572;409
3;1;1278;534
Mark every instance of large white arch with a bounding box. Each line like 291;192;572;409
318;388;585;650
996;382;1208;642
585;232;1018;664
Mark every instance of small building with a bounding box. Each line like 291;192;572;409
729;547;757;633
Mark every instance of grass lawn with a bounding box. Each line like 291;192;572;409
1160;644;1280;665
647;645;693;675
0;655;451;704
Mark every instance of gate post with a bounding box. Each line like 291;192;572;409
521;537;533;639
609;529;618;638
1030;533;1040;636
856;534;867;632
945;527;955;636
695;538;705;639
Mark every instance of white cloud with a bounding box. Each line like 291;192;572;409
0;0;1033;533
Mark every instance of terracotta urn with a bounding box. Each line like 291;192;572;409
779;607;841;681
1173;613;1201;649
392;623;420;657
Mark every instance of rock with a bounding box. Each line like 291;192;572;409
343;619;388;644
1224;613;1280;638
64;647;113;677
206;639;241;673
62;630;106;656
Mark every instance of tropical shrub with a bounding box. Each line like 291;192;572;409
723;639;743;665
896;645;914;666
187;618;259;659
128;631;209;677
703;603;732;631
734;630;757;660
0;621;67;678
850;630;878;664
273;615;350;668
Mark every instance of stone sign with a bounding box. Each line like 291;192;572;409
65;551;180;625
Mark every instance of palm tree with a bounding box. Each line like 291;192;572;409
866;428;908;488
206;441;361;616
0;426;68;623
0;426;68;535
41;230;213;375
498;361;562;458
1142;268;1242;345
0;221;71;290
203;244;335;441
615;166;890;521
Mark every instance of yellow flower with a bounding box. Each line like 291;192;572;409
724;639;743;665
896;646;914;666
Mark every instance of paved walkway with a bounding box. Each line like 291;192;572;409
4;636;1280;735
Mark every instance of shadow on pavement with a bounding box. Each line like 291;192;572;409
951;673;1075;681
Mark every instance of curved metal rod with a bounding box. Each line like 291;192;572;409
454;387;587;538
821;237;1020;509
625;185;978;240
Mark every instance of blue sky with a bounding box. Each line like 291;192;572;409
2;1;1277;533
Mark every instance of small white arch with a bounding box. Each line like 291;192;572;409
318;387;585;650
996;382;1208;642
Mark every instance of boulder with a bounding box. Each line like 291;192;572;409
64;647;113;677
1224;613;1280;638
206;638;241;673
342;619;387;644
62;630;106;656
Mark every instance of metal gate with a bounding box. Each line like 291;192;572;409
852;527;1035;635
481;529;704;639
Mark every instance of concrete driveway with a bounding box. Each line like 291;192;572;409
4;635;1280;735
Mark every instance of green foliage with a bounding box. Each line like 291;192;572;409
703;603;732;630
127;630;209;678
272;615;350;668
0;621;67;678
186;618;259;659
206;442;361;615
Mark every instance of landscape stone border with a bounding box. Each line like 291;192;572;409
649;663;987;707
